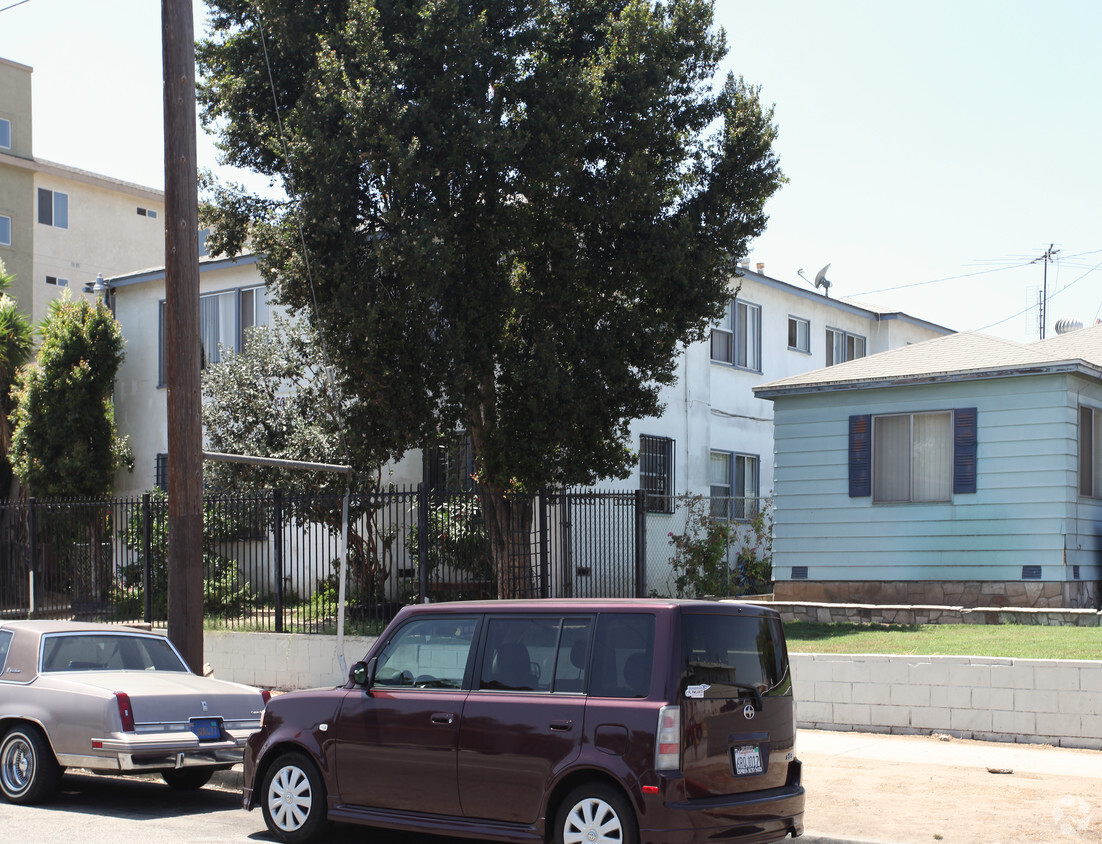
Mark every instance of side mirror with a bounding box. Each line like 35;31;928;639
350;658;376;688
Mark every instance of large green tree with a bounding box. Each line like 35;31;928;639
9;292;130;498
197;0;784;596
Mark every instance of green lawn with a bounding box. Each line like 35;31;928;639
784;621;1102;661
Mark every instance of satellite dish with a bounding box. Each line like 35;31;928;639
813;263;832;297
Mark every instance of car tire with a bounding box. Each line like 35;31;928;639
555;782;638;844
161;768;214;790
0;724;62;805
261;751;328;843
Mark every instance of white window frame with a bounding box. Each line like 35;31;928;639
37;188;68;229
0;214;10;247
0;118;10;150
872;411;953;503
826;327;866;366
711;299;762;371
788;316;810;353
709;450;760;520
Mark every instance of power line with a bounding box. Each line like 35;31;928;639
0;0;32;12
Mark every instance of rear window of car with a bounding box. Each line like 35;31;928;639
41;634;189;672
680;613;788;697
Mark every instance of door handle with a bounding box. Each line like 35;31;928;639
431;712;456;725
550;719;573;731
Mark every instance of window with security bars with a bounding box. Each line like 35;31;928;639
424;433;476;493
639;435;674;513
155;453;168;491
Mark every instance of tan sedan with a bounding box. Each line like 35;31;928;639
0;620;269;803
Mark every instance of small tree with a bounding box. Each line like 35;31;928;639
0;260;35;498
9;291;130;498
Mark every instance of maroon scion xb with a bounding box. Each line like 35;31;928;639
242;598;805;844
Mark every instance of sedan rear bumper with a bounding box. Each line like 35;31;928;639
58;727;253;772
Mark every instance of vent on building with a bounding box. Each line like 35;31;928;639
791;566;809;580
1021;565;1042;580
576;567;592;577
397;568;415;579
1073;565;1081;580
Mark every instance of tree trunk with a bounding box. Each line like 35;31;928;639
479;490;535;599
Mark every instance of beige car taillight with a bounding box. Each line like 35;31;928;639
655;705;681;771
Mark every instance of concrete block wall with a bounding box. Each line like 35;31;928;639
202;632;1102;751
792;653;1102;751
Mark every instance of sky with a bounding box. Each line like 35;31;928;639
0;0;1099;343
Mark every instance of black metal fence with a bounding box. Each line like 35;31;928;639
0;487;648;633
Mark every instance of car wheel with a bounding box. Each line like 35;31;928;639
555;782;638;844
261;752;327;843
0;724;62;804
162;768;214;790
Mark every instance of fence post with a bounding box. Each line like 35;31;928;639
417;483;429;602
274;490;284;633
142;493;152;622
634;489;647;598
27;498;39;619
538;489;550;598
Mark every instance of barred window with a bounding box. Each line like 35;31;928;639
155;453;168;491
639;435;674;514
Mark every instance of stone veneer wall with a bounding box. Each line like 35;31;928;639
774;580;1100;610
752;600;1102;627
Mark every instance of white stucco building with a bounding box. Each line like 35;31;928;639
0;57;164;321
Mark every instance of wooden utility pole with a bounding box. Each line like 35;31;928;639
162;0;204;673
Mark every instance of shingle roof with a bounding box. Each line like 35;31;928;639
755;323;1102;396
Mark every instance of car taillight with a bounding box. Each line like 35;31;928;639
115;692;135;732
261;689;272;705
655;705;681;771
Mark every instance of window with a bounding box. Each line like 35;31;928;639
155;453;168;491
0;118;9;150
136;207;158;219
711;299;761;371
1079;406;1102;497
710;450;760;520
159;286;271;385
850;409;977;500
0;214;10;247
479;616;593;693
826;327;865;366
874;411;952;502
45;276;68;288
640;434;674;513
37;188;68;229
425;433;475;493
373;616;477;689
588;613;654;698
788;316;810;353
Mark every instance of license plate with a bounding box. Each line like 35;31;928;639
733;745;763;776
190;718;222;741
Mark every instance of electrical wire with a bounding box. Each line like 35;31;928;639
0;0;32;13
251;3;352;472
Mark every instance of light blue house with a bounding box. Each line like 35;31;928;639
754;324;1102;609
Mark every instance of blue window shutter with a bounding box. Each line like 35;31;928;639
954;407;978;494
849;415;871;497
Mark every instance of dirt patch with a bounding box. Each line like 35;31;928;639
801;742;1100;843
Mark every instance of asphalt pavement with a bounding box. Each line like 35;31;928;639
208;729;1102;844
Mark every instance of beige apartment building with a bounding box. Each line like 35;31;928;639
0;56;164;321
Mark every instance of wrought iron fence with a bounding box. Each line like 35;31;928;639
0;487;648;633
0;488;770;632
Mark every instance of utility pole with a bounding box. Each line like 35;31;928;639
1033;243;1060;340
162;0;204;673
